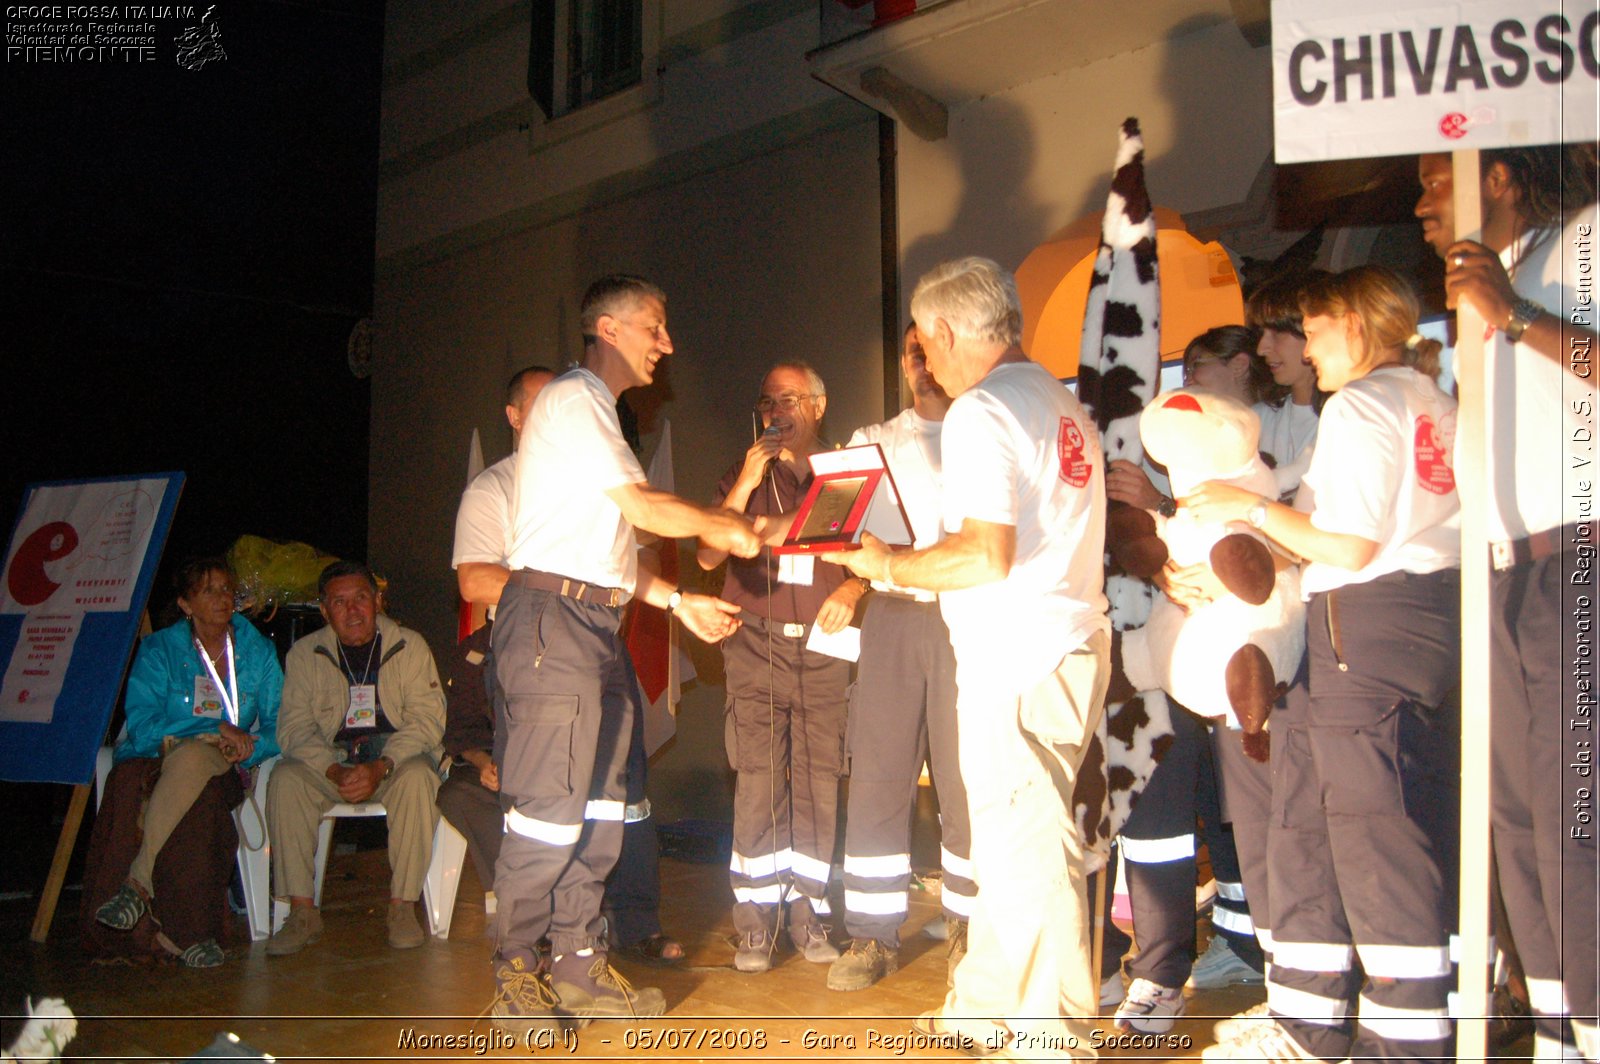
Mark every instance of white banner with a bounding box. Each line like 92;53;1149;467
1273;0;1598;163
0;614;83;724
1;478;168;614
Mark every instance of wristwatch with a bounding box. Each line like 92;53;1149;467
1504;297;1543;343
665;589;683;615
1246;499;1270;529
1156;495;1177;519
380;756;395;781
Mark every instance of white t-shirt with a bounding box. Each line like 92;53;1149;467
1301;365;1461;595
849;408;944;599
505;368;646;593
938;361;1110;693
1483;203;1597;541
1255;399;1319;500
452;455;515;568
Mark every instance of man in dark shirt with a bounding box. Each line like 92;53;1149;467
698;361;864;974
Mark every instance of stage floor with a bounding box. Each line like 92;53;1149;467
4;845;1521;1062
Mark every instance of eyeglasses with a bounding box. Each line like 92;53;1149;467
755;394;812;413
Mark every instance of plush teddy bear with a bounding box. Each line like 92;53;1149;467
1114;388;1305;760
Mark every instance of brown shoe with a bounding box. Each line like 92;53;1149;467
827;938;898;991
551;951;666;1019
266;907;323;956
387;902;425;949
488;949;561;1038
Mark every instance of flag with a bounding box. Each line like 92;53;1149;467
624;421;695;756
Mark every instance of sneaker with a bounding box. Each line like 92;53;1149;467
792;921;840;963
487;950;560;1038
1100;972;1126;1010
95;883;150;931
734;928;775;973
1200;1018;1319;1062
946;919;968;988
178;938;225;968
265;906;323;956
1188;935;1265;989
1213;1000;1271;1043
387;903;425;949
827;939;898;991
550;951;665;1020
1114;978;1185;1034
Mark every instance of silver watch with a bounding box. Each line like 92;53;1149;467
1246;500;1270;529
666;589;683;614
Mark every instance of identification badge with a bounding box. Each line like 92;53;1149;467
345;684;377;729
193;674;225;719
776;553;814;586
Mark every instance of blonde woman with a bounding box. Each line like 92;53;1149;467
1187;266;1461;1064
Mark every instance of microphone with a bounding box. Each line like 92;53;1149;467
762;423;783;437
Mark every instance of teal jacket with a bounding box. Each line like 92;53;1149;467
114;614;283;769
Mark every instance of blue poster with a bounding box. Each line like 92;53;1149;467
0;473;184;785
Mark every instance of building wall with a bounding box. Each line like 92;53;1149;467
372;1;883;820
897;18;1274;291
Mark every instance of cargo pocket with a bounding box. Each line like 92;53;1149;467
1309;701;1404;819
504;693;579;800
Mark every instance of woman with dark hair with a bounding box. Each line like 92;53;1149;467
1189;266;1460;1064
81;557;282;967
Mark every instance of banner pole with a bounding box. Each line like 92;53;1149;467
1451;147;1491;1063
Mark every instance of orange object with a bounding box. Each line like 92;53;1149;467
1017;207;1244;380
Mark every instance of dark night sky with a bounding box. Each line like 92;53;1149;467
1;1;385;894
2;0;386;616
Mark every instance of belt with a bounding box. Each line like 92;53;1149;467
509;569;626;608
1489;524;1585;572
745;614;808;639
872;587;938;605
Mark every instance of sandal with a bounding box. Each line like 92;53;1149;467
94;883;149;931
619;933;684;966
179;939;225;969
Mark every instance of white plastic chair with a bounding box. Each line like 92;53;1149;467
93;745;276;941
266;792;468;939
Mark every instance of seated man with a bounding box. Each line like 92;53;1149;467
266;560;446;954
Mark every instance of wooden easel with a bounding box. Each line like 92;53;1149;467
28;608;154;944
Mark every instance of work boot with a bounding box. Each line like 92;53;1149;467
551;951;666;1020
946;918;968;987
265;906;323;956
734;928;775;973
827;938;898;991
487;949;560;1038
788;898;839;963
387;901;425;949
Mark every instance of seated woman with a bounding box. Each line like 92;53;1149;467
82;557;282;967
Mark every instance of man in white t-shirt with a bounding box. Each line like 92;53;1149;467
1419;146;1600;1063
484;275;761;1036
829;257;1110;1059
447;364;681;963
826;324;974;994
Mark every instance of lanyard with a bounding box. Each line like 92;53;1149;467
194;631;239;727
338;637;377;687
